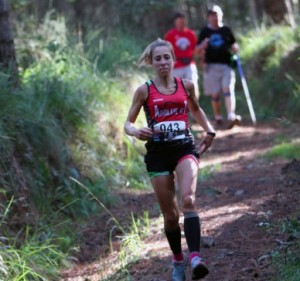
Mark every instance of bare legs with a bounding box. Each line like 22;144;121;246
151;174;179;230
151;158;200;260
223;87;237;121
211;87;238;124
211;95;222;121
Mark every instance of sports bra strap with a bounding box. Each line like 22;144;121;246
145;80;152;86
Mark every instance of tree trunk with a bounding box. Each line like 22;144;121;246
284;0;296;28
0;0;18;76
33;0;48;22
263;0;295;27
186;0;207;30
254;0;264;24
249;0;259;29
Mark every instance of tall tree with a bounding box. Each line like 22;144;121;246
249;0;259;29
0;0;17;75
180;0;208;30
263;0;296;27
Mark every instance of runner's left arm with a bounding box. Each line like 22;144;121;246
183;79;215;154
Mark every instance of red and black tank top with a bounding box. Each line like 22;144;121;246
143;77;193;142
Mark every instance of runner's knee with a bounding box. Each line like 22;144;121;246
182;194;195;210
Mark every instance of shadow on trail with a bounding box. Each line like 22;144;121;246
63;124;300;280
199;180;300;281
195;124;286;210
125;167;300;281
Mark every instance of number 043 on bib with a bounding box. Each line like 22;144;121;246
153;121;186;133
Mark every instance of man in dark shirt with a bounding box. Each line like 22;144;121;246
197;5;241;129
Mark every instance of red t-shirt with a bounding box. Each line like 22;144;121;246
164;28;197;68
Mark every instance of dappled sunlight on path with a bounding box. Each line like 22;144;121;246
61;123;300;281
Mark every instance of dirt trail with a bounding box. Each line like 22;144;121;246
62;123;300;281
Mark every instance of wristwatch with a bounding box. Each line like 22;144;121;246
207;132;216;137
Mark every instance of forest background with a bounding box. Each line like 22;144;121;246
0;0;299;280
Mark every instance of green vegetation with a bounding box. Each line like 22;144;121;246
197;163;222;182
238;26;300;120
0;14;149;280
266;142;300;159
102;211;151;281
0;236;67;280
71;179;152;280
0;3;299;280
273;217;300;281
0;196;68;280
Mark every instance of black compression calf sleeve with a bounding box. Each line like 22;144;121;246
184;212;201;253
165;226;182;255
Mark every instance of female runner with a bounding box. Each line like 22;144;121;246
124;39;215;280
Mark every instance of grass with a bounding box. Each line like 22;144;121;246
70;178;152;280
0;196;69;281
272;217;300;281
266;142;300;160
0;239;68;281
237;26;300;121
99;211;151;281
0;13;150;280
198;163;222;182
118;212;151;264
0;12;150;218
73;175;152;281
239;26;298;68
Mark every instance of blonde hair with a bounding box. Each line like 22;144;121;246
138;39;175;66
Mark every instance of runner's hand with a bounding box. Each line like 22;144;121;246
198;134;215;156
232;43;239;54
201;38;210;50
134;127;153;141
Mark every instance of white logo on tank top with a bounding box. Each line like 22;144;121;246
154;101;188;117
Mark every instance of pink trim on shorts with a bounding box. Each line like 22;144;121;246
177;154;200;167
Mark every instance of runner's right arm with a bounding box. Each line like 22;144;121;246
197;28;209;48
124;84;153;141
195;28;209;61
226;26;238;53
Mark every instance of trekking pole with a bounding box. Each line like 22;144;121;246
233;55;257;125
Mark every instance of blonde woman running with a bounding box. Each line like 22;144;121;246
124;39;215;280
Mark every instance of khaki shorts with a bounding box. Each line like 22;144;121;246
173;64;199;98
203;63;235;96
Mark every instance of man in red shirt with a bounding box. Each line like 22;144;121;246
165;12;199;99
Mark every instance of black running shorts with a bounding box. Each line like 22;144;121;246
144;139;199;178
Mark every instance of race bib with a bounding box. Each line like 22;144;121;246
153;121;186;133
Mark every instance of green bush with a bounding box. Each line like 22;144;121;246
266;142;300;159
0;13;151;279
238;26;300;120
273;218;300;281
0;238;67;281
1;13;150;222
